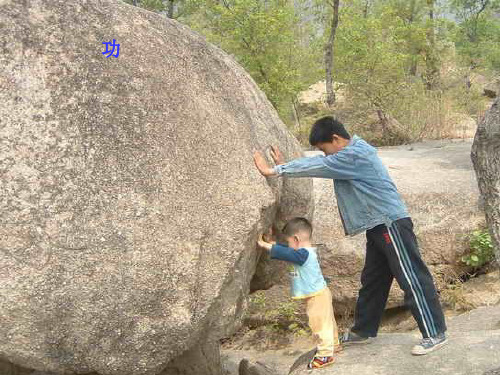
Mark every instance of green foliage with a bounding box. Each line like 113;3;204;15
265;300;308;334
249;291;266;310
334;5;415;123
248;293;308;334
276;300;297;321
292;0;495;146
461;229;495;268
449;0;500;71
185;0;320;119
315;0;451;144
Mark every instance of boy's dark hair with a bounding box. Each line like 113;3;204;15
282;217;313;238
309;116;351;146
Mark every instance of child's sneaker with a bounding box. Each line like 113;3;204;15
411;333;448;355
307;356;335;370
340;330;373;345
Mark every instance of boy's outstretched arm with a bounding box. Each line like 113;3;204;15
256;235;309;265
254;145;359;180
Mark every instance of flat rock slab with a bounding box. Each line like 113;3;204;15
289;304;500;375
448;305;500;333
291;330;500;375
224;305;500;375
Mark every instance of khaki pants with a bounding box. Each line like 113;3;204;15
305;287;339;357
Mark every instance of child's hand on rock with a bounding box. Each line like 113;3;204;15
257;234;273;251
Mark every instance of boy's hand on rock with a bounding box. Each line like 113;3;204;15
257;235;273;251
270;146;285;165
262;230;276;245
253;151;276;177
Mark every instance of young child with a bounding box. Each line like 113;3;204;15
257;217;340;370
253;116;448;356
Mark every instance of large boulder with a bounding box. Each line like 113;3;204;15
0;1;313;375
313;139;483;312
472;97;500;265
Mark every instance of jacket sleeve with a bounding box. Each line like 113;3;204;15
273;152;359;180
270;244;309;266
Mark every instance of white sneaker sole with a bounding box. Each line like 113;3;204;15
411;338;449;356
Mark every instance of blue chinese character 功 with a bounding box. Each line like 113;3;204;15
102;39;120;58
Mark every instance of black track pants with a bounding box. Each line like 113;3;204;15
351;217;447;338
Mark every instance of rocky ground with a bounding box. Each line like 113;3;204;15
223;297;500;375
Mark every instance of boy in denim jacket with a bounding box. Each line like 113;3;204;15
254;116;447;356
258;217;340;370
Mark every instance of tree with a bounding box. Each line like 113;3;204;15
332;1;418;140
187;0;317;119
423;0;440;90
471;97;500;265
324;0;340;106
450;0;500;87
166;0;175;17
382;0;428;77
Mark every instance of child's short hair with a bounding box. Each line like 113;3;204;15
282;217;313;238
309;116;351;146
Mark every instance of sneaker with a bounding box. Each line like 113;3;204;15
340;330;373;345
411;333;448;355
307;356;335;370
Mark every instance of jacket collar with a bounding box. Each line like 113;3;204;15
349;135;361;146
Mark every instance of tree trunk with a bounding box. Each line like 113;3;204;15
325;0;340;106
292;96;301;131
423;0;440;90
376;108;390;136
471;97;500;266
406;0;420;77
465;72;472;91
166;0;175;18
133;0;138;6
409;56;418;76
363;0;370;18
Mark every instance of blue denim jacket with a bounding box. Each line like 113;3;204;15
274;135;409;236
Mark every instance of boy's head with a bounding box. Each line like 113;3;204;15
309;116;351;155
282;217;313;249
